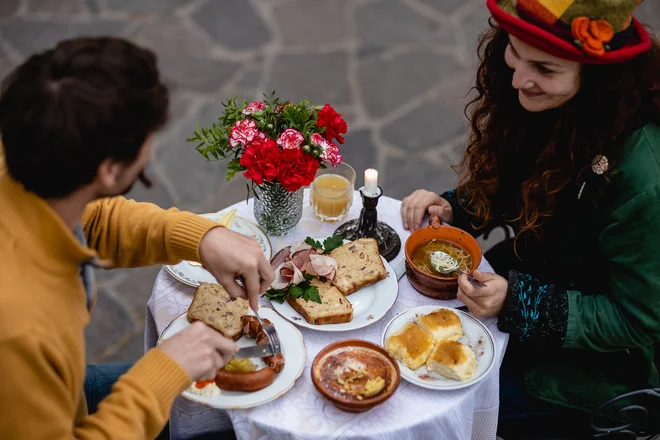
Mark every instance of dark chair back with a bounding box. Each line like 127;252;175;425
590;388;660;439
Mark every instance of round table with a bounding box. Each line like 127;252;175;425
145;190;509;440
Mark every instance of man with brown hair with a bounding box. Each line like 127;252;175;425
0;37;274;439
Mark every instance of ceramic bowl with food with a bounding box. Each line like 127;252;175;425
311;339;400;413
404;225;482;300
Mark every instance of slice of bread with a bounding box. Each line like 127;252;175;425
385;322;435;370
187;282;248;341
426;340;477;381
416;309;463;342
286;278;353;325
330;238;387;296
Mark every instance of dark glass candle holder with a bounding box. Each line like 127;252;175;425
334;186;401;262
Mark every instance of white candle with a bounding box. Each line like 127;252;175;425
364;168;378;196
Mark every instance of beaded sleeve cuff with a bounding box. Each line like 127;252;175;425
497;271;569;345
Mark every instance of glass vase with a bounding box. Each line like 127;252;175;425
253;181;303;236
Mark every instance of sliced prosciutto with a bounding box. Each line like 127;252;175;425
291;248;317;272
270;247;291;269
309;254;338;281
271;261;306;290
289;241;312;254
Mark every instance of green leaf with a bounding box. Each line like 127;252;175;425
262;288;287;304
305;285;322;303
305;237;323;249
227;158;243;173
289;285;304;299
322;235;344;254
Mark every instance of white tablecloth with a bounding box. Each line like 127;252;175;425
145;190;509;440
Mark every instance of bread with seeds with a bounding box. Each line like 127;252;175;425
187;282;248;340
286;278;353;325
329;238;387;295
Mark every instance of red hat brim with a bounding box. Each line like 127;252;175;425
486;0;651;64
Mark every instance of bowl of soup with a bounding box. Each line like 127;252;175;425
404;225;482;300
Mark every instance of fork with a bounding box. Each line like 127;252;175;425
429;251;487;288
235;276;282;355
254;310;281;355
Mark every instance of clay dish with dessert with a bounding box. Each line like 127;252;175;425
311;339;400;413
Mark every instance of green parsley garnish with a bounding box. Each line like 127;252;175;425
305;235;344;254
262;272;321;304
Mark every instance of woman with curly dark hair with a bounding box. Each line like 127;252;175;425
401;0;659;437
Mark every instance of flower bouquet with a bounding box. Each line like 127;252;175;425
188;92;348;236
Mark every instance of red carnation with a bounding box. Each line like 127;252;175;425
316;104;347;144
278;148;319;192
240;138;281;184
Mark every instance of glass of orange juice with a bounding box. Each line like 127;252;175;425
310;162;356;222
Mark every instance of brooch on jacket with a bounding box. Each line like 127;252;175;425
591;155;609;175
578;155;609;200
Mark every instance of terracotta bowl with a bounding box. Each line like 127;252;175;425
404;225;482;300
311;339;400;413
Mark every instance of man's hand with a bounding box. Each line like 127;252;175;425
159;321;239;381
457;270;509;318
199;227;275;311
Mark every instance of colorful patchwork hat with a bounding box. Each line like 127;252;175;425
487;0;651;63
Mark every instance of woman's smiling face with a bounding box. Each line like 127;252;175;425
504;35;581;112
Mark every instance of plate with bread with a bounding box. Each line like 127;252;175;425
264;236;398;332
158;282;305;409
164;209;272;287
382;306;495;390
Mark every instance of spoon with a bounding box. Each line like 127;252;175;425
429;251;487;288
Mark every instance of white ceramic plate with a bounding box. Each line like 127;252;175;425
158;308;305;409
164;212;272;287
268;239;399;332
381;306;496;390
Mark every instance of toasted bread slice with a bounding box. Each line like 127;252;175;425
286;278;353;325
385;323;435;370
330;238;387;296
426;340;477;381
187;282;248;340
416;308;463;342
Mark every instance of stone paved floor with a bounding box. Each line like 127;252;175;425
1;0;658;363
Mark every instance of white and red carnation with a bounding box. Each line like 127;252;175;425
230;119;261;148
275;103;294;113
311;133;342;167
242;101;267;115
277;128;304;150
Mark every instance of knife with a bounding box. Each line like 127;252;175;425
393;259;407;280
233;344;274;359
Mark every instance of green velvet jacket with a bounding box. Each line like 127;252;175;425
443;124;660;411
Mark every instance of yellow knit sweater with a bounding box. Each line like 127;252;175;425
0;162;219;439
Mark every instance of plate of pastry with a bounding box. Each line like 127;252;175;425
158;282;305;409
264;236;398;332
164;209;272;287
382;306;495;390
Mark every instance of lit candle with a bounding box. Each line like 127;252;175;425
364;168;378;196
